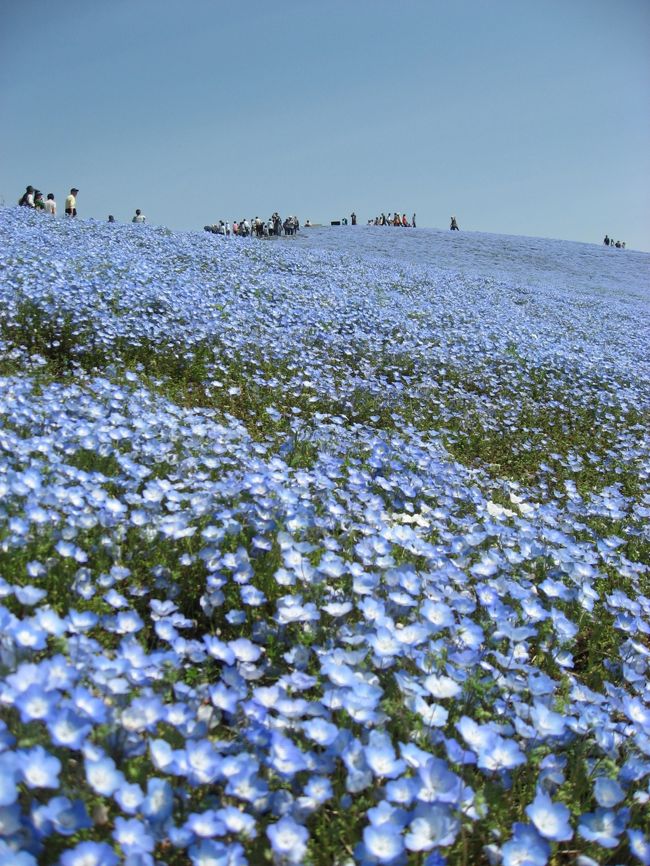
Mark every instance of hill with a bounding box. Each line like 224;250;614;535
1;208;649;865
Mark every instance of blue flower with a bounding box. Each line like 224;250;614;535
578;807;629;849
19;746;61;789
525;789;573;841
85;755;124;797
628;829;650;865
362;822;405;863
266;815;309;864
405;803;459;851
501;823;550;866
113;817;155;855
60;841;119;866
364;731;406;779
593;776;625;808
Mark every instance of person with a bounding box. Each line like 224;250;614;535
34;191;45;211
351;212;357;225
18;185;35;207
44;193;56;216
450;215;459;230
65;188;79;217
412;213;416;228
108;214;116;223
132;208;146;224
603;235;610;246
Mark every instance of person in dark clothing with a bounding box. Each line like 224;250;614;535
603;235;610;246
351;212;357;225
450;216;459;230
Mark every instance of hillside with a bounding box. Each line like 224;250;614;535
1;208;649;866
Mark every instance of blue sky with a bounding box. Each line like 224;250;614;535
1;0;649;250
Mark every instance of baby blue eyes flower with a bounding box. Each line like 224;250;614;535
60;841;119;866
525;789;573;841
501;824;550;866
266;815;309;864
0;758;18;806
405;803;459;851
423;674;462;699
85;755;124;797
362;823;405;863
113;816;155;856
19;746;61;789
0;847;37;866
302;718;340;746
39;797;92;836
593;776;625;807
578;808;629;849
628;829;650;865
364;731;406;779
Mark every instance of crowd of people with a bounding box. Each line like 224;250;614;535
17;185;627;251
603;235;626;249
367;212;417;227
204;214;300;238
18;184;79;217
19;184;148;224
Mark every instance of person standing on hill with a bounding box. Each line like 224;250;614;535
44;193;57;216
450;215;459;230
65;188;79;217
132;209;146;223
412;213;416;228
19;185;35;207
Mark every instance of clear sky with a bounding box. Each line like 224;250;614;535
1;0;649;250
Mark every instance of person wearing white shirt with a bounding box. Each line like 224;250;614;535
44;193;57;216
132;209;146;223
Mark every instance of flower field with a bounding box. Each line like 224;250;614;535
1;207;649;866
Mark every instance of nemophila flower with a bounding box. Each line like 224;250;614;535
525;789;573;841
501;824;550;866
214;805;257;838
578;807;630;849
141;777;174;823
15;684;59;722
364;731;406;779
405;803;459;851
0;756;18;806
321;600;353;617
476;734;526;773
416;757;463;805
9;617;48;650
60;841;119;866
19;746;61;789
0;804;21;837
424;674;462;700
0;844;37;866
114;782;145;814
302;717;339;747
266;815;309;864
184;810;227;838
184;739;223;785
14;585;47;606
594;776;626;807
228;638;262;663
269;731;308;776
37;797;91;836
362;822;405;863
85;755;124;796
628;829;650;865
113;610;144;634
